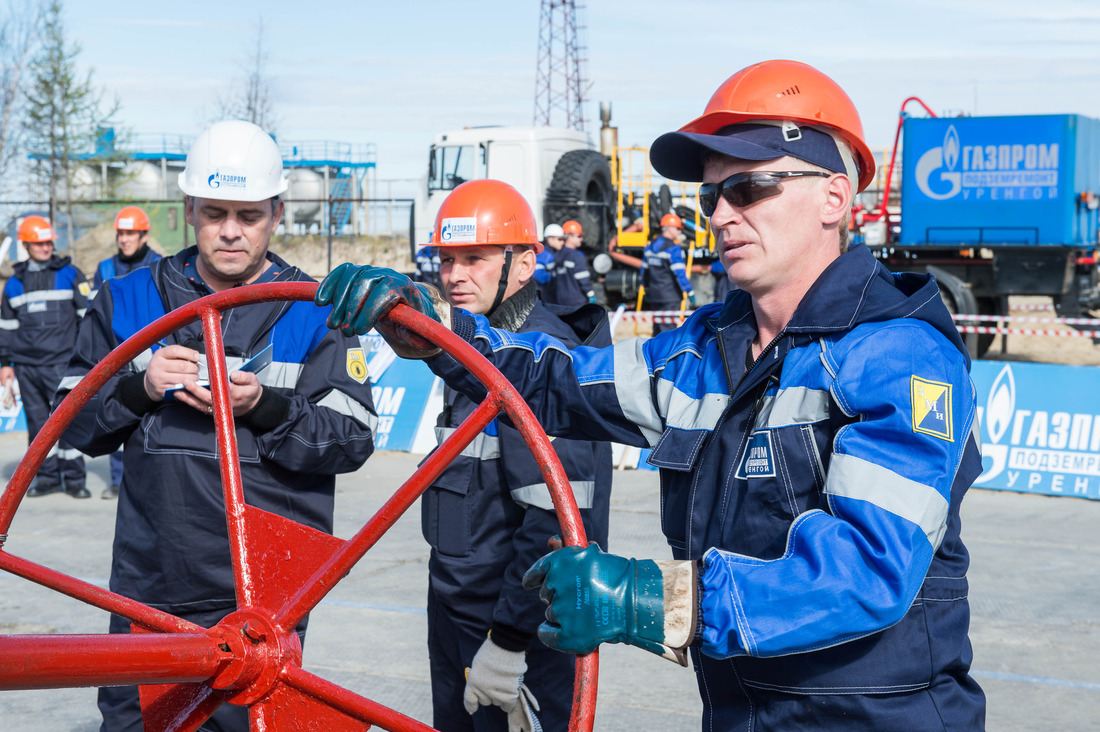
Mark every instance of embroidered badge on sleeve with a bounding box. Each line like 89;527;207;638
911;376;953;441
346;347;368;384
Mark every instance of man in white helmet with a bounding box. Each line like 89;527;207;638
59;120;379;732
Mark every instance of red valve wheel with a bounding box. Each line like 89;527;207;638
0;281;598;731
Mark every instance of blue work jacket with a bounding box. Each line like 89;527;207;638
424;291;613;638
427;243;985;730
90;245;161;299
643;235;693;301
59;247;378;611
538;247;593;308
0;255;88;366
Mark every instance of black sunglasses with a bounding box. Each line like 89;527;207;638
698;171;832;217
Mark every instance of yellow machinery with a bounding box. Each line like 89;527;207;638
608;146;715;332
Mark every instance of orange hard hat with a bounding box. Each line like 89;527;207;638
660;213;683;229
650;60;876;192
562;220;583;235
115;206;150;231
17;215;53;243
433;180;543;254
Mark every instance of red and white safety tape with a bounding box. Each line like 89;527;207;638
620;311;689;324
955;324;1100;338
621;310;1100;338
952;313;1100;327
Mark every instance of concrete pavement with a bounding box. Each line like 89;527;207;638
0;433;1097;730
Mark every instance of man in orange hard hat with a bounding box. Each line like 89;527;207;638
0;215;90;498
315;60;985;730
91;206;161;499
642;212;696;333
326;179;612;732
561;219;583;249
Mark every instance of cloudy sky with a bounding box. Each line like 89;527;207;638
50;0;1100;197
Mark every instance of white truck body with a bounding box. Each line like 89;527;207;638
414;126;593;248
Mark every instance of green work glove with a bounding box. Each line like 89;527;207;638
522;543;697;666
463;637;542;732
688;293;697;308
315;263;450;358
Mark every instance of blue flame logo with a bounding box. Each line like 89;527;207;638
943;126;959;172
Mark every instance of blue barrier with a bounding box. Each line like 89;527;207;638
972;360;1100;500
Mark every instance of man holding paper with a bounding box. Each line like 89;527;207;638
58;121;378;732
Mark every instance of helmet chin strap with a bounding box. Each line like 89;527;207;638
486;245;514;317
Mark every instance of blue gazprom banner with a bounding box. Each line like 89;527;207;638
972;360;1100;500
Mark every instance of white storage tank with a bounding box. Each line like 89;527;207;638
285;168;323;226
115;162;164;200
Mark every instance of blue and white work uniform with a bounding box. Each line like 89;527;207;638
537;247;595;308
424;283;612;731
642;235;694;333
0;254;89;490
59;246;378;732
415;245;442;290
91;244;162;489
424;243;985;731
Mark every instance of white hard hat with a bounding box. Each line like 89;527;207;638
543;223;564;239
178;120;288;202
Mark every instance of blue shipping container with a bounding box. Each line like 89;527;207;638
900;114;1100;248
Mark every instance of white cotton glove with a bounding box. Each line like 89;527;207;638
463;637;542;732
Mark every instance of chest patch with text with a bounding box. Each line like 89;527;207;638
737;430;777;479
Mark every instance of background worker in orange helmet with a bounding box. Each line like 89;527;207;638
0;215;90;498
91;206;162;499
316;59;985;731
537;220;597;308
324;179;612;732
561;219;583;249
642;212;696;332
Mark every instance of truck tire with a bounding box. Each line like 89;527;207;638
545;150;614;254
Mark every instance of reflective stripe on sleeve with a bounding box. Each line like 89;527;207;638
58;375;84;391
434;425;500;460
510;480;595;511
826;452;949;551
316;389;378;430
612;339;663;444
260;361;304;389
0;319;18;330
655;378;729;432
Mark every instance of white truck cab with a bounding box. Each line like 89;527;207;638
414;126;594;248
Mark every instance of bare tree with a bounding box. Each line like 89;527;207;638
214;17;277;134
23;0;120;252
0;0;42;199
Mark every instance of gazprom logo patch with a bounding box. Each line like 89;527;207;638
736;430;776;479
207;170;247;190
440;217;477;244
